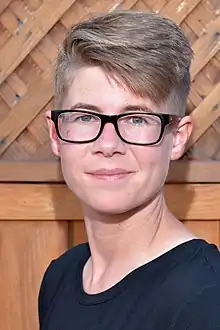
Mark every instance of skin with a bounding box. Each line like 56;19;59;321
46;66;196;294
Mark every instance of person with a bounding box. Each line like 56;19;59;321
38;9;220;330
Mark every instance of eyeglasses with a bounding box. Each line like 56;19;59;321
51;109;181;146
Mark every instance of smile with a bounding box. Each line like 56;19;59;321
86;168;135;181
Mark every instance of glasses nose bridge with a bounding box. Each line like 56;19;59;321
101;114;119;131
96;113;121;142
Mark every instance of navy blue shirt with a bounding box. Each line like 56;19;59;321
38;239;220;329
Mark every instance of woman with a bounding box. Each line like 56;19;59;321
39;10;220;330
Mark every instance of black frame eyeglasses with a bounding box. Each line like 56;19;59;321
51;109;181;146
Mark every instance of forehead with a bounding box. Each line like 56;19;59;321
63;66;159;114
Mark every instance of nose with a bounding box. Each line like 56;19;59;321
92;122;126;157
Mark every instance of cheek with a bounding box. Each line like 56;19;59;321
59;144;88;187
134;145;168;168
59;143;89;162
133;141;172;182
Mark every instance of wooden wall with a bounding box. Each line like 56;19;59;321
0;0;219;168
0;0;220;329
1;182;220;330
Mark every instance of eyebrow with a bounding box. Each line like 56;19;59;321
69;103;153;113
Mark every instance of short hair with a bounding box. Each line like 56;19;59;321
54;10;193;115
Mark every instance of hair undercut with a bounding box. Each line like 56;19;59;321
54;10;193;116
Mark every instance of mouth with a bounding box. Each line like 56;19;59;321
86;168;135;181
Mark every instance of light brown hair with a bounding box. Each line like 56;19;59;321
54;10;193;115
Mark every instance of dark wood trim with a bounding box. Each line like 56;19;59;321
167;160;220;183
0;160;220;183
0;160;64;182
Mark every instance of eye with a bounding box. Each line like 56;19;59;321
61;112;99;124
126;116;149;126
76;114;94;122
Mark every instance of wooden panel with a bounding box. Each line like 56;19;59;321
0;220;68;330
164;184;220;220
167;160;220;183
69;220;87;246
0;68;53;156
0;160;220;183
0;0;219;180
0;0;11;15
0;183;220;220
186;83;220;149
0;0;75;84
0;181;219;330
183;220;220;246
160;0;202;25
0;183;82;220
190;16;220;80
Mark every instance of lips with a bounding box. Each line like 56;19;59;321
86;168;134;180
89;168;131;175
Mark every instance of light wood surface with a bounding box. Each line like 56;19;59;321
0;183;220;220
0;220;68;330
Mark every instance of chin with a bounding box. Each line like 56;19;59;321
88;204;131;215
83;193;140;215
96;204;130;215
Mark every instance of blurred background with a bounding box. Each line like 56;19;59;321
0;0;219;329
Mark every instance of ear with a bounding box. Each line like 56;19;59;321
45;110;60;157
170;115;193;160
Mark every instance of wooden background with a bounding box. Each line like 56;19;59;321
0;0;220;329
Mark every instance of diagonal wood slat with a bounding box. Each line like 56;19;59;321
0;0;76;84
186;83;220;149
160;0;202;25
0;66;53;156
0;0;11;16
146;0;167;13
191;16;220;80
109;0;139;12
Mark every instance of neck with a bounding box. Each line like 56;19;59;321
82;192;194;293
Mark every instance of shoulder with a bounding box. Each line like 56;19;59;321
40;242;89;288
188;240;220;286
165;240;220;293
174;240;220;289
41;242;89;286
200;240;220;275
172;285;220;330
47;242;89;273
38;243;89;328
171;241;220;329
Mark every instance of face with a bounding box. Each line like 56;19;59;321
47;67;192;214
